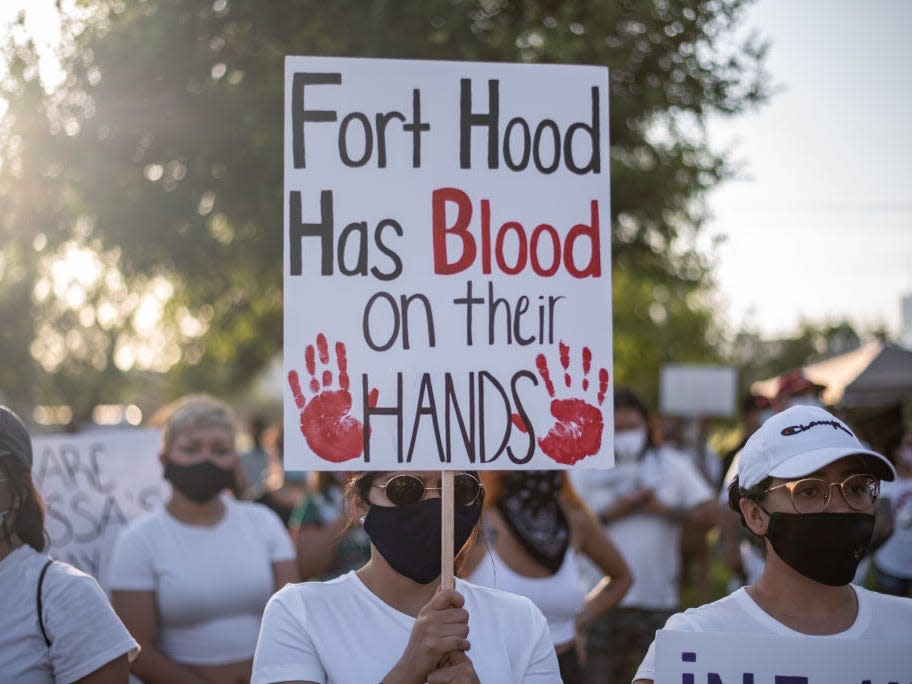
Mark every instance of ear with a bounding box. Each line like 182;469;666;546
351;494;370;520
739;498;768;537
158;452;168;468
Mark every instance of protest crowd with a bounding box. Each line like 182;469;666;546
2;371;911;683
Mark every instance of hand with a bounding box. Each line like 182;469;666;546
385;590;471;683
637;489;667;515
427;651;480;684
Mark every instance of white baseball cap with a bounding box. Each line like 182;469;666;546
738;405;896;489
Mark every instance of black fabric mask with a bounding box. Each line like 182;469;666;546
164;459;236;503
764;511;874;586
497;470;569;573
363;496;482;584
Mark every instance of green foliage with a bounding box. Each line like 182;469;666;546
0;0;769;415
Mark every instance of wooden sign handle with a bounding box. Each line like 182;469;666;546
440;470;455;591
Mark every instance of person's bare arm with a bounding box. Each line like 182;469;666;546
273;559;300;591
74;653;130;684
294;514;348;580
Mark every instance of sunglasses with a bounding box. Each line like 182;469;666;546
373;473;483;507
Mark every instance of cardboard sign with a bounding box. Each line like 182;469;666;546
654;630;912;683
659;364;737;418
32;429;168;585
283;56;613;471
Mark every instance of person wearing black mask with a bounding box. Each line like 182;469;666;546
252;470;562;683
633;405;912;683
461;470;632;683
109;394;298;683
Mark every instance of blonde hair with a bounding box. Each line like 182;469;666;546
150;394;237;451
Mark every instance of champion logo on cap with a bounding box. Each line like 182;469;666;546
780;419;853;438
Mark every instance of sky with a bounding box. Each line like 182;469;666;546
702;0;912;339
2;0;911;341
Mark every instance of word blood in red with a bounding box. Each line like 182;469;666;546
431;187;601;278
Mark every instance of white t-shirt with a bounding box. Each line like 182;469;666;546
634;585;912;682
571;446;713;609
252;573;561;683
0;545;139;684
108;496;295;665
875;477;912;579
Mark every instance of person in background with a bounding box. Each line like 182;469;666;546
873;423;912;597
109;394;298;683
633;405;912;684
0;406;139;683
718;394;771;588
253;470;561;683
288;470;370;581
570;387;715;684
774;369;826;410
238;415;273;501
461;470;632;683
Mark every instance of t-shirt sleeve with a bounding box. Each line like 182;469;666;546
43;563;140;684
252;591;325;684
107;521;157;591
520;598;562;682
632;610;697;683
256;504;296;562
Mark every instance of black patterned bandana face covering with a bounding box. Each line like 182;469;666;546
497;470;570;573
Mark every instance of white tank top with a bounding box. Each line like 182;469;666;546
466;546;586;645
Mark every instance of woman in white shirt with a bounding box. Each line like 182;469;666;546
461;470;632;682
252;470;561;683
109;394;298;683
0;406;139;683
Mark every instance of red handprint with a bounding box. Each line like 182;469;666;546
287;333;378;463
514;341;610;465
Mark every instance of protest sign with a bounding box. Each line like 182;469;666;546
654;629;911;683
660;364;737;418
284;56;613;471
32;429;168;585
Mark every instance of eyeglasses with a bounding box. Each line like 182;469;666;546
373;473;483;507
764;473;879;514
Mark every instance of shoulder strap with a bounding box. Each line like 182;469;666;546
37;558;53;647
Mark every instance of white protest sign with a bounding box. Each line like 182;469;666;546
284;56;613;471
655;630;912;683
659;364;737;418
32;429;168;585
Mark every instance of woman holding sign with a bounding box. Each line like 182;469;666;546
460;470;632;683
109;394;298;684
633;405;912;683
252;470;561;683
0;406;139;683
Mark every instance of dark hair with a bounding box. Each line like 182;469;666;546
0;456;48;552
613;386;656;449
727;474;773;533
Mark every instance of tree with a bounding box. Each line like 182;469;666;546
0;0;769;415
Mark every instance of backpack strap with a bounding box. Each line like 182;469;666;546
37;558;54;647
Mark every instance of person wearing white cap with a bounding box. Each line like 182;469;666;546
632;405;912;684
0;406;139;683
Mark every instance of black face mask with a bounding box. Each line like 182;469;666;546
164;459;236;503
498;470;569;573
363;496;482;584
764;511;874;586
